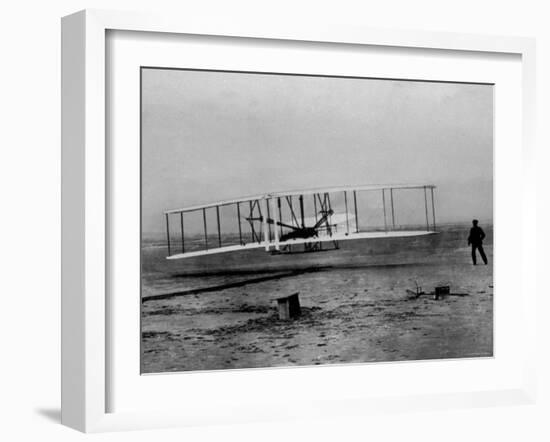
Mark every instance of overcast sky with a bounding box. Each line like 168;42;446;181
141;68;493;234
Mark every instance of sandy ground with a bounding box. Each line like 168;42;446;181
141;224;493;373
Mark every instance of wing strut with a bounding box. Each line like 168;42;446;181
423;186;430;231
202;208;208;250
237;202;243;245
313;194;318;223
180;212;185;253
390;188;396;229
353;190;359;233
165;213;171;256
216;205;222;248
299;195;305;228
277;198;283;237
431;187;437;230
344;191;350;235
382;189;387;232
270;198;280;250
262;198;269;250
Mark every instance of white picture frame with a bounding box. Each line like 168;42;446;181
61;9;537;433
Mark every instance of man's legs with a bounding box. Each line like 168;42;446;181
471;245;477;265
478;244;488;265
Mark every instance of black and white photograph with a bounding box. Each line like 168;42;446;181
140;68;493;374
4;0;547;439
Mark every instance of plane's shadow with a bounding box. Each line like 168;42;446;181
142;262;428;304
170;261;428;278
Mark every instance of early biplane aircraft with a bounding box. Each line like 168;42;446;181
163;184;437;260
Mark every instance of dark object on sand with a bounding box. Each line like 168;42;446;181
406;282;426;299
434;285;450;300
276;293;301;320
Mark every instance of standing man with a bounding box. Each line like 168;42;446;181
468;219;488;265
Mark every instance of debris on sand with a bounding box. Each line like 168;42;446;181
406;284;468;300
142;331;169;339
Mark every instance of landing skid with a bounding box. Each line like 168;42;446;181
270;240;340;255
